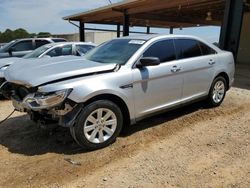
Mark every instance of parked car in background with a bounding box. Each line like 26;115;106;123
1;35;235;150
0;42;96;90
0;43;6;48
0;38;67;59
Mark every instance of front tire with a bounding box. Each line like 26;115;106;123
207;76;227;107
71;100;123;150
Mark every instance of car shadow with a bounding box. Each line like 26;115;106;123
120;100;207;137
0;115;86;155
0;100;206;156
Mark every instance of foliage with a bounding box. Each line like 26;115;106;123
37;32;51;37
0;28;51;43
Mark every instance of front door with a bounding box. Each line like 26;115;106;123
132;39;183;119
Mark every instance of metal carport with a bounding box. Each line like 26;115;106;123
63;0;250;60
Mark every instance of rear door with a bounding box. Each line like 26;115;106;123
132;39;183;119
174;39;217;101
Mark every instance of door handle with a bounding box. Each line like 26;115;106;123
171;65;181;73
208;59;216;65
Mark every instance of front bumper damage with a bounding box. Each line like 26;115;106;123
0;82;82;127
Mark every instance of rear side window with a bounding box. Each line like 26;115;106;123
12;40;33;52
76;45;95;55
46;45;72;57
143;39;176;62
175;39;202;59
52;39;67;43
199;42;216;55
35;40;50;48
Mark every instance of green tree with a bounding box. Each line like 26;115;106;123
14;28;30;39
37;32;51;37
0;29;52;43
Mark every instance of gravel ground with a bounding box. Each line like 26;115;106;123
0;87;249;188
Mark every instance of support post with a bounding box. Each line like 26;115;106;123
169;26;174;34
79;22;85;42
123;12;129;36
146;26;150;34
219;0;244;59
117;24;120;38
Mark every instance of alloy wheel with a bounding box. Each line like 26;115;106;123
83;108;117;144
212;80;225;103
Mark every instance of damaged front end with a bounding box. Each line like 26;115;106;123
0;82;82;127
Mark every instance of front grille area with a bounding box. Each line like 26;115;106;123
1;82;37;100
15;86;30;100
0;78;6;86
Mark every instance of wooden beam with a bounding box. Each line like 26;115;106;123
79;22;85;42
131;13;221;26
80;11;122;22
127;0;205;15
219;0;244;59
117;24;121;37
123;13;129;36
170;26;174;34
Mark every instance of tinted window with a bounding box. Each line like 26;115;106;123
46;45;72;57
143;39;176;62
0;40;16;53
12;40;33;52
199;42;216;55
23;45;51;59
52;39;67;42
175;39;202;59
35;40;50;48
76;45;95;55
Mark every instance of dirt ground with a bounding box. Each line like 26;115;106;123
0;87;250;188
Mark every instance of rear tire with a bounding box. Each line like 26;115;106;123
71;100;123;150
206;76;227;107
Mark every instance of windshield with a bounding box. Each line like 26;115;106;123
84;39;145;65
0;40;16;53
23;45;51;58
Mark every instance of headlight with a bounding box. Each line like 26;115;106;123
0;65;9;71
24;89;72;110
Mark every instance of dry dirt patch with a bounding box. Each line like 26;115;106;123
0;88;249;187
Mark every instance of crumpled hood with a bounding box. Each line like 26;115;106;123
4;56;118;87
0;57;21;68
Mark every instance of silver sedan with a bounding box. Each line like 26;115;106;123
2;35;235;150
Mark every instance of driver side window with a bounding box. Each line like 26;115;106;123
11;40;33;52
143;39;176;63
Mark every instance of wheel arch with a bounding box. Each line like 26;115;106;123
83;93;131;127
214;72;230;90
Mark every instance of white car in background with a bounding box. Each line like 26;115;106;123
0;42;96;87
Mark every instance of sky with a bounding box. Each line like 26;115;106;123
0;0;221;42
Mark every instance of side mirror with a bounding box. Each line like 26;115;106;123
136;57;160;68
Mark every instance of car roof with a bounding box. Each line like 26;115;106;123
14;38;66;41
118;34;208;42
43;42;97;48
115;34;220;50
